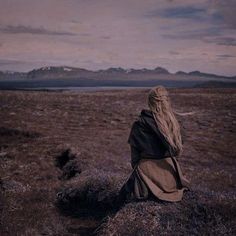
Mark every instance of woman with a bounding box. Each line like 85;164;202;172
119;86;189;203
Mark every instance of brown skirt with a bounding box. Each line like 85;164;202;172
120;157;190;202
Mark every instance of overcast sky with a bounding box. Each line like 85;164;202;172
0;0;236;75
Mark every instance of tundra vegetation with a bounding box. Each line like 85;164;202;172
0;88;235;235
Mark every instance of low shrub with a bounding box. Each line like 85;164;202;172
98;189;235;235
56;170;125;217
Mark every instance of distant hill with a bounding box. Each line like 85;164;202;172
194;80;236;88
175;71;188;76
98;67;169;75
25;66;171;79
188;71;231;79
0;66;235;84
27;66;94;79
175;70;235;79
0;71;26;80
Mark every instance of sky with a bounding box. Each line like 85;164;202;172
0;0;236;76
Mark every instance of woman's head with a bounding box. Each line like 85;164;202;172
148;86;183;156
148;86;169;110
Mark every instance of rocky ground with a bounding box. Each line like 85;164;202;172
0;88;235;235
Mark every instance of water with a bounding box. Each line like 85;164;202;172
23;86;152;91
0;78;208;90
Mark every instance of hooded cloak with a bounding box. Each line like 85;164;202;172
119;110;189;202
128;109;175;159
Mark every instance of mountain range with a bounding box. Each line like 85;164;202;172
0;66;235;80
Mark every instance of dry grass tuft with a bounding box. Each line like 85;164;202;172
60;160;82;180
98;189;236;235
54;148;77;169
0;127;41;138
56;170;124;217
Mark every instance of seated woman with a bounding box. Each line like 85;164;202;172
119;86;189;203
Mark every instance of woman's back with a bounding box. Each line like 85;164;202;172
118;86;189;204
128;109;171;159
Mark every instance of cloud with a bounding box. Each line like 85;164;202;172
144;3;226;30
101;36;111;40
204;37;236;46
211;0;236;29
0;25;76;36
0;59;27;66
162;24;236;47
158;6;206;19
162;27;221;40
169;51;180;55
216;54;236;58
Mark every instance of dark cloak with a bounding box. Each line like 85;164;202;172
128;109;177;159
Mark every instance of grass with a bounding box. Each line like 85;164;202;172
0;88;235;235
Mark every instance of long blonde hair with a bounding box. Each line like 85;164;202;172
148;86;183;156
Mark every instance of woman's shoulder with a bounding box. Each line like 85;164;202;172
130;109;156;132
140;109;153;117
132;110;151;126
